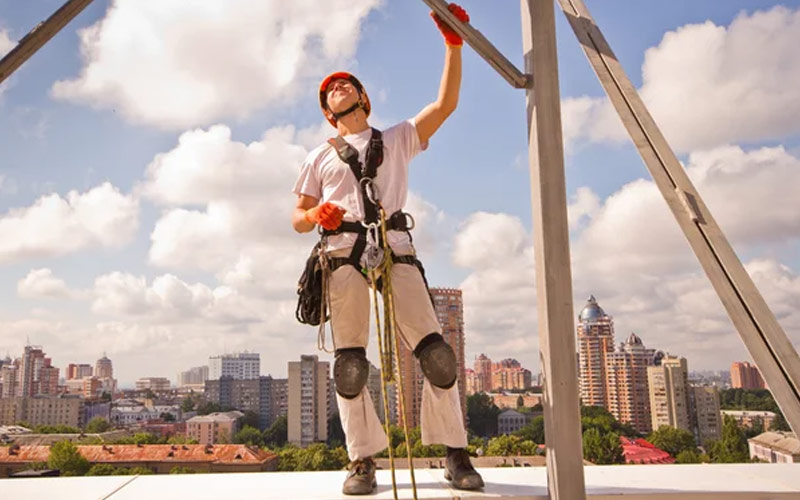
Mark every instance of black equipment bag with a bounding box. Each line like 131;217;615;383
295;241;327;326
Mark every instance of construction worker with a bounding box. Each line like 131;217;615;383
291;3;483;495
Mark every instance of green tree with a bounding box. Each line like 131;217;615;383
86;464;127;476
85;417;111;434
647;426;698;457
769;412;790;432
196;401;222;415
516;395;524;409
241;410;261;430
744;417;764;439
233;425;264;446
277;443;348;471
710;416;749;463
581;406;638;438
127;466;154;475
48;440;91;476
327;413;345;447
582;428;623;464
167;435;198;445
675;449;707;464
159;412;176;422
263;415;288;448
181;395;196;413
169;466;198;474
466;393;501;437
514;416;545;444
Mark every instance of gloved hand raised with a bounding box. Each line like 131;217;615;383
305;201;345;231
431;3;469;47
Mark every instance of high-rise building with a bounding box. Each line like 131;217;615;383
288;355;329;446
66;363;93;380
205;375;283;429
730;361;766;390
605;333;655;434
577;296;615;408
396;288;467;428
490;358;533;392
465;368;480;395
648;355;691;432
365;362;396;424
0;363;19;398
474;353;493;393
37;359;59;396
209;352;260;380
19;345;46;397
95;354;113;379
135;377;171;391
178;365;209;387
270;378;288;421
691;385;722;445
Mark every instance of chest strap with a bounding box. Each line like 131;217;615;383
325;128;384;269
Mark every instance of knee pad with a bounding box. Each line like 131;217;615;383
414;333;457;389
334;347;369;399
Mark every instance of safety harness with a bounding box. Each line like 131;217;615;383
295;128;423;499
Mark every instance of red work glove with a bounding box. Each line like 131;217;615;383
304;201;345;231
431;3;469;47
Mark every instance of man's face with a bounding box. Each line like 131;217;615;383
325;78;358;113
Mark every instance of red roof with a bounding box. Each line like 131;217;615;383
620;437;675;464
0;444;275;466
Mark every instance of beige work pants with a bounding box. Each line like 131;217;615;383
327;248;468;461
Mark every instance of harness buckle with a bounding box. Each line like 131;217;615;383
404;212;416;231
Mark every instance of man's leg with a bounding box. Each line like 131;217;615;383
391;258;483;489
328;252;385;494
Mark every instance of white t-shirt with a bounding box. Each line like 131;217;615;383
293;119;426;254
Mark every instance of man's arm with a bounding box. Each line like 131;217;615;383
415;45;462;145
293;194;319;233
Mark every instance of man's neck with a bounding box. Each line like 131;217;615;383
336;110;370;136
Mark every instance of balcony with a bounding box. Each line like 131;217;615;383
1;464;799;500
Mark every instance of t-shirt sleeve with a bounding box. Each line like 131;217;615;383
397;118;428;162
292;151;322;199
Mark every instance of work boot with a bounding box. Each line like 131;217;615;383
342;457;377;495
444;447;484;490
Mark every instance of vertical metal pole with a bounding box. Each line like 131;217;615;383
521;1;585;499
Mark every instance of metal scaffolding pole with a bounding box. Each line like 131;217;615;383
0;0;95;85
557;0;800;434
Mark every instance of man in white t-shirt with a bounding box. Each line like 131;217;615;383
291;3;483;495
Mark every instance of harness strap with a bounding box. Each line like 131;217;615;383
326;129;384;269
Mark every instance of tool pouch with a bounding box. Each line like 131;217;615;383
295;241;327;326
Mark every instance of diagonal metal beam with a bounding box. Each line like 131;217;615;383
0;0;95;85
557;0;800;434
421;0;530;88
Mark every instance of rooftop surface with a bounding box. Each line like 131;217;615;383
1;464;799;500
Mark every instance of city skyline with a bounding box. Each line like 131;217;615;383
1;2;799;385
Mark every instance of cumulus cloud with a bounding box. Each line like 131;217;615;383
17;268;83;299
91;272;261;325
452;212;539;364
51;0;382;129
563;6;800;153
567;186;600;230
141;124;310;301
456;145;800;371
0;183;139;263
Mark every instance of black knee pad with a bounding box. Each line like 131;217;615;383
414;333;457;389
334;347;369;399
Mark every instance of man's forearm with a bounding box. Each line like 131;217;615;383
293;208;316;233
437;45;462;115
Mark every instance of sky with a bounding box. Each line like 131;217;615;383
1;0;799;387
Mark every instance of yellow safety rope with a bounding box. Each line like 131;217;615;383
368;205;418;500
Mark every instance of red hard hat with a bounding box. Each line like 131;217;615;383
319;72;371;127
